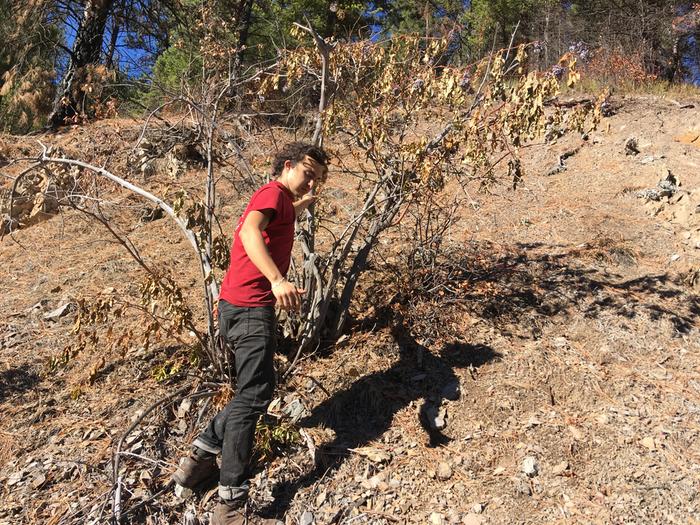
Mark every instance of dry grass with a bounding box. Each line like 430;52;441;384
0;430;18;470
563;76;700;100
568;235;639;266
1;97;700;524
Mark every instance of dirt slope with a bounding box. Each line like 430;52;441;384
1;95;699;525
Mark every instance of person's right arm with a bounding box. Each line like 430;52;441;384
239;210;304;311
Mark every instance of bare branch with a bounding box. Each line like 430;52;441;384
35;148;219;298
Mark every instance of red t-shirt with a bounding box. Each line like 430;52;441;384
219;181;295;307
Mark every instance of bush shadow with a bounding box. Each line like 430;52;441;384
262;312;500;519
414;241;699;336
0;363;41;403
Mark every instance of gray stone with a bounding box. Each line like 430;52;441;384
640;154;665;165
282;398;308;422
553;337;568;348
624;137;639;155
140;206;164;222
434;413;446;430
300;511;315;525
437;462;453;481
522;456;539;477
639;169;681;201
28;299;49;312
423;403;447;430
177;398;193;419
43;303;73;321
7;470;23;486
659;169;679;189
174;484;193;499
546;164;566;177
29;471;46;489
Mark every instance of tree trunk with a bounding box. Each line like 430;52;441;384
236;0;255;59
48;0;113;128
665;35;683;82
105;13;120;69
543;9;550;66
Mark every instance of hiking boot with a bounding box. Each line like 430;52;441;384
211;503;279;525
211;502;247;525
172;453;218;488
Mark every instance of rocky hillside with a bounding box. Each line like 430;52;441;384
1;94;699;525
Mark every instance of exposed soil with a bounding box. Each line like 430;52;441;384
1;94;699;525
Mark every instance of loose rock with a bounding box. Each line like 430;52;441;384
522;456;539;477
7;470;23;486
43;303;73;321
429;512;445;525
282;398;308;422
437;462;453;481
625;137;640;155
553;336;568;348
299;511;315;525
174;484;193;499
641;436;656;450
637;169;680;201
29;472;46;489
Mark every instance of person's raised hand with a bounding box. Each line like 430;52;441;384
293;193;317;214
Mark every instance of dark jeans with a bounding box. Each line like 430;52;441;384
193;300;276;497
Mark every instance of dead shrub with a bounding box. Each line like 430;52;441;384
569;235;638;266
583;46;658;87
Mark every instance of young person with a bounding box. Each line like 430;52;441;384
173;142;329;525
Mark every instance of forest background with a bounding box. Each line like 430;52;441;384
1;0;700;133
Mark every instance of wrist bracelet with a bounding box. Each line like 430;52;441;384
271;278;286;290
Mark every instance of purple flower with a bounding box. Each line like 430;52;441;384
551;64;565;80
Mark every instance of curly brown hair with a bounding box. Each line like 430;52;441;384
271;142;329;178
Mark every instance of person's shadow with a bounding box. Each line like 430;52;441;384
262;311;500;518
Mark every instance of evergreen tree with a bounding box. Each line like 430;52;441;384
0;0;62;132
48;0;114;128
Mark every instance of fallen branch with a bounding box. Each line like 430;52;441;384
546;97;594;108
116;481;174;521
298;428;318;466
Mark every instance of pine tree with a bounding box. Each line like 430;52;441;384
48;0;114;128
0;0;62;132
